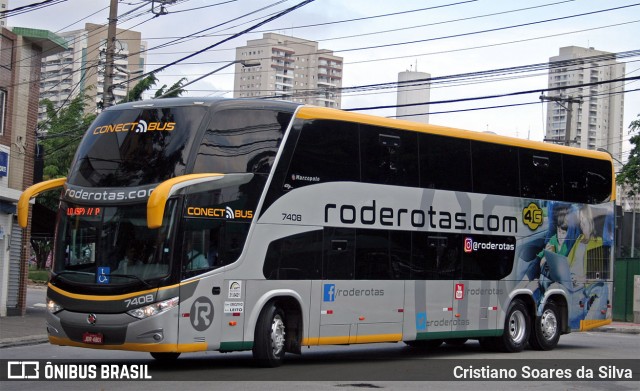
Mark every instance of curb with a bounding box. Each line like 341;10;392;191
0;335;49;349
591;327;640;335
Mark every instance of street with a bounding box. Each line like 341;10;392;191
1;330;638;390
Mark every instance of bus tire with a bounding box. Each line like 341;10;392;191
529;300;561;351
253;302;286;367
497;299;530;353
404;339;443;349
150;352;180;361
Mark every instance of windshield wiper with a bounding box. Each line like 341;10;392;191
108;274;153;288
50;270;94;283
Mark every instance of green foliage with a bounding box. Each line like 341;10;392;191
38;91;96;180
119;73;186;103
617;114;640;196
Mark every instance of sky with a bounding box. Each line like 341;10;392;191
6;0;640;159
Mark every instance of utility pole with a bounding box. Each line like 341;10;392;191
540;94;582;146
102;0;119;108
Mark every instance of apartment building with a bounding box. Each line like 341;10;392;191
39;23;146;118
234;33;343;108
544;46;625;167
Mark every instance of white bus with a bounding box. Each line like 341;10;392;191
19;98;615;366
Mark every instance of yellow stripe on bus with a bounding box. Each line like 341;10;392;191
302;333;402;346
47;279;197;301
49;336;207;353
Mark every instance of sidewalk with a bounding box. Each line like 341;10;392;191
1;309;638;349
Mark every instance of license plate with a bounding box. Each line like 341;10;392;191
82;332;104;344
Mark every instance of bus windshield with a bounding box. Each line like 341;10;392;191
54;201;176;286
67;106;206;187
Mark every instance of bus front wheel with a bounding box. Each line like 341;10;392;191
253;302;286;367
497;299;530;353
529;300;560;351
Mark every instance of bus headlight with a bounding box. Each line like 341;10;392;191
47;299;63;314
127;297;179;319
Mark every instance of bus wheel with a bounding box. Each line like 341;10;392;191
529;300;560;351
405;339;443;349
497;299;530;353
150;352;180;361
253;303;286;367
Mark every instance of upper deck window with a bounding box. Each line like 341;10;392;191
68;106;206;187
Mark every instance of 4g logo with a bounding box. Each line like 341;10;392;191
523;203;543;230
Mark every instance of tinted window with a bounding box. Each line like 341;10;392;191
519;148;563;200
389;230;412;279
412;233;459;279
419;134;471;192
563;155;612;204
263;230;323;280
355;229;391;279
193;109;292;174
360;126;419;187
472;141;519;197
69;106;205;187
460;234;514;280
285;120;359;190
324;227;355;279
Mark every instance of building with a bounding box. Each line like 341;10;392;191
544;46;625;167
39;23;146;119
396;70;431;124
0;26;66;316
0;1;8;29
234;33;343;108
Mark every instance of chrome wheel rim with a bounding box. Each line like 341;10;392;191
540;309;558;341
509;310;526;344
270;314;285;356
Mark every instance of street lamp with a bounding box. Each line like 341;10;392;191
115;66;145;100
157;59;261;99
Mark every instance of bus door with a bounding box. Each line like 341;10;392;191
320;228;404;344
451;280;499;334
413;235;454;337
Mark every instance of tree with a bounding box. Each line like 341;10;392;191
38;91;96;181
617;114;640;196
120;73;187;103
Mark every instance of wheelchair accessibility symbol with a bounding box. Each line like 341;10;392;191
97;267;110;284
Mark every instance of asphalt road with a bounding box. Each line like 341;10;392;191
2;331;638;390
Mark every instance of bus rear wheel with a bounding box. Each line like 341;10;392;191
497;299;530;353
253;302;286;367
529;300;561;351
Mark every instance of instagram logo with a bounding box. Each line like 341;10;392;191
464;237;473;253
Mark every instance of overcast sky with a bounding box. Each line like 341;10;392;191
7;0;640;158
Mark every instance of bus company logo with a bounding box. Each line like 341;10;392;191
92;121;176;135
522;202;543;230
186;206;253;220
323;284;336;302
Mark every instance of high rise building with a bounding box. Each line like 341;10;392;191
234;33;343;108
544;46;625;168
396;70;431;124
39;23;146;119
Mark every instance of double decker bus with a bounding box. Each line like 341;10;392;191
19;98;614;366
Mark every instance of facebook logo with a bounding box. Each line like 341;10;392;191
323;284;336;302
